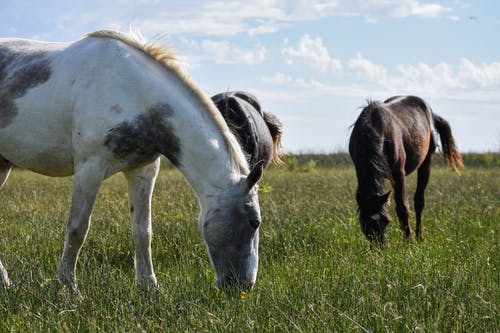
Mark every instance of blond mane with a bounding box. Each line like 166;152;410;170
86;30;249;174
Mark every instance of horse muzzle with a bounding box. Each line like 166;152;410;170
216;274;255;292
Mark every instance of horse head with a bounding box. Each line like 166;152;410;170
357;191;392;244
199;160;264;291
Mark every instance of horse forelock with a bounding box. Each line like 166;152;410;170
86;30;249;175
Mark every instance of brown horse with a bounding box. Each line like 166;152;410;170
212;91;283;169
349;96;463;244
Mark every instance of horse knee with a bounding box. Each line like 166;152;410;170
132;223;152;245
66;222;89;245
414;194;425;212
396;205;409;221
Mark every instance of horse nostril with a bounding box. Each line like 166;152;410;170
224;274;237;288
242;280;254;292
249;219;260;229
215;275;236;291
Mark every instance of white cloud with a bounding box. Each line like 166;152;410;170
457;58;500;87
282;34;342;75
393;62;464;92
259;72;295;84
351;0;451;22
5;0;454;41
389;59;500;99
277;36;500;101
200;40;267;65
248;22;283;36
348;54;387;84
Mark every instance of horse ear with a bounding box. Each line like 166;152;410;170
246;160;265;191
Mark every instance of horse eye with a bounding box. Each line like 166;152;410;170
249;219;260;229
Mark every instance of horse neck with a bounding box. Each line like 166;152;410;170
177;139;242;206
356;165;385;197
112;41;248;205
167;96;246;206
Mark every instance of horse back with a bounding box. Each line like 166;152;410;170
0;39;75;175
384;96;434;173
0;36;172;176
350;96;434;177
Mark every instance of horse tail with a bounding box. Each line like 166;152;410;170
262;112;284;166
432;114;463;174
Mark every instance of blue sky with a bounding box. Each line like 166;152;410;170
1;0;499;152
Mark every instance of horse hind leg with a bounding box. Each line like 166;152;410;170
0;156;13;287
414;154;432;242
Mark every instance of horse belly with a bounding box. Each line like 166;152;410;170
403;135;431;175
0;100;74;176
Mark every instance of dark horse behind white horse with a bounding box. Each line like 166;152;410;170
212;91;283;169
0;30;265;293
349;96;463;244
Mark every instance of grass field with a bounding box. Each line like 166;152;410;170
0;165;498;332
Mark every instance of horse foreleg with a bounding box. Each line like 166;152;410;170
0;259;10;287
393;172;413;240
57;160;104;293
0;156;13;188
124;159;160;289
414;155;432;242
0;157;13;287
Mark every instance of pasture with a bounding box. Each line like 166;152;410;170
0;159;498;332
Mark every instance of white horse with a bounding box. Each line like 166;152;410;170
0;30;264;292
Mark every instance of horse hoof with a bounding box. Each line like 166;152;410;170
55;274;82;297
2;278;11;288
0;264;11;288
136;275;159;291
54;280;84;300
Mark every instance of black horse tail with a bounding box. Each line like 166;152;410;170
432;114;463;174
262;111;284;166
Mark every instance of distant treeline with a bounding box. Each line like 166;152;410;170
14;152;498;172
279;152;500;169
156;152;499;170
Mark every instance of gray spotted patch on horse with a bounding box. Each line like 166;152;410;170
104;103;181;166
0;46;52;128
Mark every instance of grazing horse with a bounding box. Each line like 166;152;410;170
211;91;283;169
349;96;463;244
0;30;265;292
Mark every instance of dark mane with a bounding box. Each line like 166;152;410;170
212;91;283;168
350;101;391;198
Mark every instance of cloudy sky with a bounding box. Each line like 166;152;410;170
1;0;499;152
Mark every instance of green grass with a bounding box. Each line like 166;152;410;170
0;166;498;332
